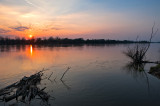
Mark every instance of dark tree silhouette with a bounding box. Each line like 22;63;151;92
0;36;152;45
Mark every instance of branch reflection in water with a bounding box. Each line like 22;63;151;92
124;62;150;95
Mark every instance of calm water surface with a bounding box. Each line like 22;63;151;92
0;44;160;106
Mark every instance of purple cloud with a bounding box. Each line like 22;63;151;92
51;27;63;30
11;26;29;31
0;28;10;33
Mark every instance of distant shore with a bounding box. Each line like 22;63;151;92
0;37;159;45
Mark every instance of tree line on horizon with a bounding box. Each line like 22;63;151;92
0;36;149;45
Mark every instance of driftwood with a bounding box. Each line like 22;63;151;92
0;67;71;105
0;69;51;105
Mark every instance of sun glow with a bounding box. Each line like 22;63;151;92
29;35;33;39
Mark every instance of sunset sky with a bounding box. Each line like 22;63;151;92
0;0;160;40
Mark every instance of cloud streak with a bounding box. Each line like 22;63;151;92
11;26;29;31
0;28;10;33
24;0;44;11
24;0;37;7
51;27;63;30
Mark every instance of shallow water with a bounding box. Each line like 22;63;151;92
0;44;160;106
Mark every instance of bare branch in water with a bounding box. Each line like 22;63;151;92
48;72;53;80
60;67;71;80
123;23;158;63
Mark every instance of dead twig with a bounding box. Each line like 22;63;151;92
60;67;71;80
48;72;53;80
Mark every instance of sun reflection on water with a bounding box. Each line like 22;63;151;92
30;45;33;56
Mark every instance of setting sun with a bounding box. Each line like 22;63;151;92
29;35;33;39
